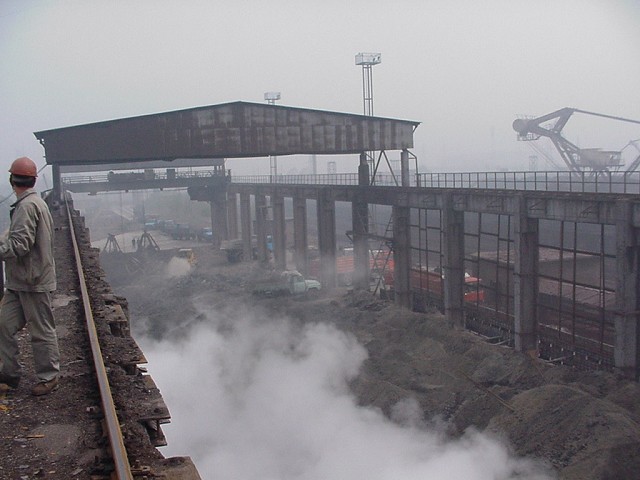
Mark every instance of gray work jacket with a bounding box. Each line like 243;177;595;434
0;189;56;292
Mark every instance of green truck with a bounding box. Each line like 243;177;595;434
171;223;196;240
251;270;321;297
220;238;257;263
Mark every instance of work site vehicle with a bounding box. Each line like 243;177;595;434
197;227;213;242
220;238;257;263
144;219;158;230
251;270;321;297
171;224;196;240
176;248;196;266
160;220;176;235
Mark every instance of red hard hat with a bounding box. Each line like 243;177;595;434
9;157;38;177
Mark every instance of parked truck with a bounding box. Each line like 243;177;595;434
196;227;213;242
171;224;196;240
221;238;248;263
220;235;272;263
251;270;321;297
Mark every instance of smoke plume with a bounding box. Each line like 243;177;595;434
140;303;553;479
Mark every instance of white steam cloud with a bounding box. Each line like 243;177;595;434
140;304;553;480
164;257;192;278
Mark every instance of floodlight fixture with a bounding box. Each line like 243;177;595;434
264;92;281;103
355;52;381;66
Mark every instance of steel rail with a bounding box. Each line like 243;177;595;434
65;196;133;480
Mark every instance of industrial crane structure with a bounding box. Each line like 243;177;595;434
513;107;640;172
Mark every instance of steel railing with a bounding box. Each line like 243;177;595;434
416;170;640;194
62;169;640;194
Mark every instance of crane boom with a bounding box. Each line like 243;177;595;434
513;108;640;172
572;109;640;126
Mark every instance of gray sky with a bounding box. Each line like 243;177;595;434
1;0;639;177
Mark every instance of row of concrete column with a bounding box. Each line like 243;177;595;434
224;188;639;379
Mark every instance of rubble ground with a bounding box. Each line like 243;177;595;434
97;242;640;480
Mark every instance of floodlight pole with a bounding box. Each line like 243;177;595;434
264;92;281;181
355;53;381;239
355;53;381;179
355;52;380;116
361;65;375;116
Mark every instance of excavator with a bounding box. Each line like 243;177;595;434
513;107;640;172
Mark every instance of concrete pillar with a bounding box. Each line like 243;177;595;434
52;164;63;202
227;192;238;240
352;200;369;290
209;202;218;246
393;205;411;309
513;195;539;353
442;192;465;328
400;149;410;187
272;195;286;271
208;189;230;247
353;153;370;290
293;195;308;275
255;194;268;263
614;200;639;379
358;152;370;186
208;204;223;248
219;193;229;242
240;193;252;262
316;189;337;288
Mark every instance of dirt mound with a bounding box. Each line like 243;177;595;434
107;251;640;479
283;291;640;479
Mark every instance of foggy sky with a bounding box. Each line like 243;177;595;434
1;0;639;178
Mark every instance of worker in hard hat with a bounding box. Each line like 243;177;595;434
0;157;59;396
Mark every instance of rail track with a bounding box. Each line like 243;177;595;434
65;198;133;479
63;195;204;479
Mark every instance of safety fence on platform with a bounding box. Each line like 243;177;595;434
233;170;640;194
232;173;402;186
416;170;640;194
63;169;640;194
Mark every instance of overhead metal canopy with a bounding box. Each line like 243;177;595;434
59;158;224;174
34;101;420;167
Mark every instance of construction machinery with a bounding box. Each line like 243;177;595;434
102;234;123;254
513;108;640;172
136;231;160;252
176;248;196;266
622;138;640;173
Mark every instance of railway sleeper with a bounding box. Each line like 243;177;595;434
103;303;131;337
137;376;171;447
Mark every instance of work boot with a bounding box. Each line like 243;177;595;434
0;373;20;392
31;377;59;396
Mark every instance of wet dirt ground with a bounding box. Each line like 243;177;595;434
99;239;640;480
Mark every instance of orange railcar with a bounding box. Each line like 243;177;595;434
384;266;485;306
308;253;395;286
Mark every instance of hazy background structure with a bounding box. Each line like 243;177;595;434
1;0;639;184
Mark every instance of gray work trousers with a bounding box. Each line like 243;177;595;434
0;289;60;382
